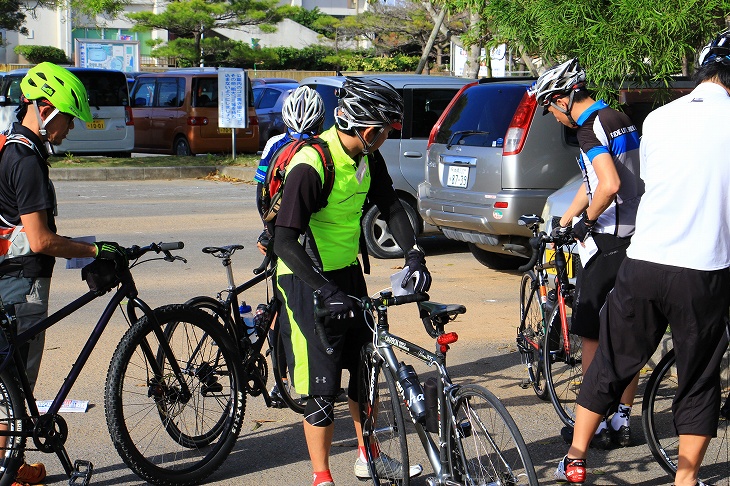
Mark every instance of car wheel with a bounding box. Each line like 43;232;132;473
362;199;419;259
113;152;132;158
468;243;526;270
174;137;192;156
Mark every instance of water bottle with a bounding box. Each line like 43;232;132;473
396;362;426;423
253;303;269;341
423;377;439;433
239;302;257;343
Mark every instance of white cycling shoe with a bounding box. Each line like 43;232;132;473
354;453;423;480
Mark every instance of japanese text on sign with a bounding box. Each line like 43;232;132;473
218;68;248;129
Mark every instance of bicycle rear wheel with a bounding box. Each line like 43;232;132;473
447;384;538;485
105;304;245;485
641;347;730;485
0;368;26;486
543;302;582;427
358;343;410;486
271;320;306;414
518;272;549;401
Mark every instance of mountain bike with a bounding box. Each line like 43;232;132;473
641;325;729;485
0;242;245;486
180;244;306;414
345;290;538;485
517;214;582;427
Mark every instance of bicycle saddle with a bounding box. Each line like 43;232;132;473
418;301;466;326
202;245;245;258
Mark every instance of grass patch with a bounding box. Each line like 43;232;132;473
49;153;260;169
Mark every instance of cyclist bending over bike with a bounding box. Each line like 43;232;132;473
531;58;643;457
555;30;730;486
0;62;128;486
272;77;431;486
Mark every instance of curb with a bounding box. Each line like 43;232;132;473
49;165;256;182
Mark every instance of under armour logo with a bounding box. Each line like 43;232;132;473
315;376;327;384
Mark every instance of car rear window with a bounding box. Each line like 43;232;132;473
73;71;129;106
307;83;340;130
435;84;527;147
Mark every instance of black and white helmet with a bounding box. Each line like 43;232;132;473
530;58;586;112
698;29;730;67
282;86;325;135
334;77;404;131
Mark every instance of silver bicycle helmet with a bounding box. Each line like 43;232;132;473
334;77;404;131
698;29;730;67
281;85;325;135
530;58;586;115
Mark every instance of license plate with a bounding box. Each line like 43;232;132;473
544;249;575;279
218;128;233;134
446;165;469;188
85;120;105;130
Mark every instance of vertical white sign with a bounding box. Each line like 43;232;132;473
218;68;248;129
490;44;507;77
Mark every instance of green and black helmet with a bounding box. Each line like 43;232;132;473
20;62;92;123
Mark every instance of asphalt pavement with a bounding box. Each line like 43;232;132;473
25;177;678;485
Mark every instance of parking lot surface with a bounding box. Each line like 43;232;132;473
31;179;674;485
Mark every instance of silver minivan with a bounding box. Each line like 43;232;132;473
0;68;134;157
300;74;473;258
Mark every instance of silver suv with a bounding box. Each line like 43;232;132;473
300;74;472;258
418;79;580;269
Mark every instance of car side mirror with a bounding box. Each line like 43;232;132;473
0;95;7;106
134;97;146;107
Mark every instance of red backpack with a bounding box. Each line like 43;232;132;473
259;136;335;224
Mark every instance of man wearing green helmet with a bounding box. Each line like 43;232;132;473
0;62;127;486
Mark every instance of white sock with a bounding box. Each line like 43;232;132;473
611;404;631;430
595;418;608;434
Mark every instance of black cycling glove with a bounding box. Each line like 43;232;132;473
402;248;432;293
551;224;572;240
571;213;596;242
314;281;358;320
94;241;128;270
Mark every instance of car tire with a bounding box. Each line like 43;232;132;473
362;198;419;259
174;137;192;156
468;243;526;270
113;152;132;158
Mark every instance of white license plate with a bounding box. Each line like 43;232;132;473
86;120;105;130
446;165;469;188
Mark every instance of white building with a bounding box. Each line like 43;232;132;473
0;0;367;65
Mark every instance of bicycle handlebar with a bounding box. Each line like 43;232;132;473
517;230;577;273
127;242;185;261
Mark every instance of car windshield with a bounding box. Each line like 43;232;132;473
435;84;526;147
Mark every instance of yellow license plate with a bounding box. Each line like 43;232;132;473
544;249;575;279
85;120;105;130
218;128;233;134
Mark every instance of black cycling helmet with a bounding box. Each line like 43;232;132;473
698;29;730;67
335;77;403;131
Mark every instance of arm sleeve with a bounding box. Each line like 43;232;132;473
274;226;328;289
366;151;418;252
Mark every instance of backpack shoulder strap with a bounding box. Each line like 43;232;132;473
305;137;335;203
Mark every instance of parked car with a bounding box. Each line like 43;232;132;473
253;82;298;150
129;68;259;155
300;74;473;258
0;67;134;157
251;77;297;87
418;78;696;269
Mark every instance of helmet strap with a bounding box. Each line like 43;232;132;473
551;91;579;128
31;100;61;138
356;126;384;155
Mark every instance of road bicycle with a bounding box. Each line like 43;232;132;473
0;242;245;486
181;244;306;414
641;325;729;485
348;290;538;486
517;214;582;427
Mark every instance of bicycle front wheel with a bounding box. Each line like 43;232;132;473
105;304;245;486
518;272;549;401
641;347;730;485
358;343;410;486
544;302;582;427
447;384;538;485
271;320;306;414
0;368;27;486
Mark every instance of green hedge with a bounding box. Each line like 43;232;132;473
14;45;69;64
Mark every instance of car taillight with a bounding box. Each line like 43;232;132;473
249;114;258;126
188;116;209;126
503;92;536;156
427;82;477;150
125;106;134;126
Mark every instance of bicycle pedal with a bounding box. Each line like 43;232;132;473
519;378;531;389
69;459;93;486
202;382;223;395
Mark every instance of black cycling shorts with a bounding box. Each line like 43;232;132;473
276;263;370;397
570;234;630;339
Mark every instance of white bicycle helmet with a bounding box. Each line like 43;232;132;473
530;58;586;115
281;86;325;135
698;29;730;67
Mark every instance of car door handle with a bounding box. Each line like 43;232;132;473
403;151;422;158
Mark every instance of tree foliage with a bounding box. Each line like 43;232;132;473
0;0;130;37
14;45;69;64
482;0;730;100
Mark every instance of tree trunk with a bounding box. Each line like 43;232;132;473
416;7;446;74
518;45;538;76
464;11;481;78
